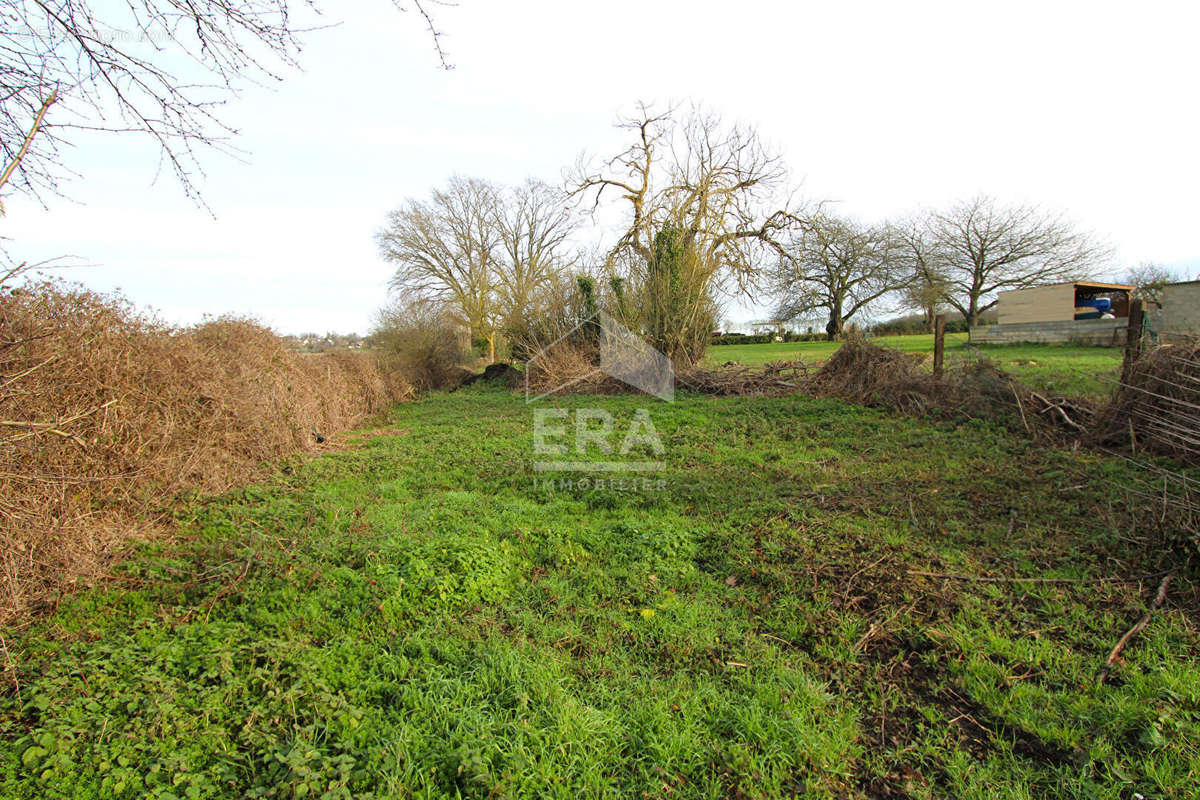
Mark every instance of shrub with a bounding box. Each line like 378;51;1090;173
0;274;411;620
870;313;969;337
781;331;827;342
711;333;772;346
371;297;473;392
641;224;718;365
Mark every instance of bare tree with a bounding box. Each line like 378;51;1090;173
915;195;1110;326
495;179;579;334
1123;261;1178;306
377;176;578;363
378;176;502;359
771;213;898;340
891;220;953;331
570;104;803;363
0;1;450;207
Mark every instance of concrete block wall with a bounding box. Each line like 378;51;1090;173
969;318;1129;346
1148;281;1200;337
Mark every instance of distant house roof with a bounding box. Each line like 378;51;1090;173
997;281;1135;299
1071;281;1135;291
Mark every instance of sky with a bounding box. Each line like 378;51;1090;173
5;0;1200;334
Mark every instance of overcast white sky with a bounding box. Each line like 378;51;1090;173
6;0;1200;334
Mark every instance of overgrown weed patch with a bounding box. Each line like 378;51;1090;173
2;387;1196;798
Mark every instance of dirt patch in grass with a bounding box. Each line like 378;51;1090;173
459;362;524;388
852;630;1080;800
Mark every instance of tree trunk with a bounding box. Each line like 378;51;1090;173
965;288;984;328
826;299;844;341
825;315;841;341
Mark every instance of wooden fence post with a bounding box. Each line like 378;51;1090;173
1122;299;1144;383
933;314;946;379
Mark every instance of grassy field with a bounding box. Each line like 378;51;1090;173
709;334;1124;401
709;333;967;364
2;386;1195;799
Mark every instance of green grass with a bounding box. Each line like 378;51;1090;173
2;387;1196;799
709;334;1124;402
708;333;966;365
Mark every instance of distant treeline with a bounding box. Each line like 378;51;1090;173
714;309;999;345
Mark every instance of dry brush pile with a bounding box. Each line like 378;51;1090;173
806;340;1095;435
524;340;815;399
524;337;1090;436
676;360;811;396
1087;340;1200;547
1090;339;1200;466
0;275;411;620
802;340;1197;552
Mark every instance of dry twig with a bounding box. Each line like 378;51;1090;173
1097;569;1177;685
908;568;1176;585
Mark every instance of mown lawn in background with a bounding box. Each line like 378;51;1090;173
2;387;1196;799
709;334;1124;402
708;333;966;365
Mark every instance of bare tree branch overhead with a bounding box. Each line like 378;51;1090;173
0;1;453;207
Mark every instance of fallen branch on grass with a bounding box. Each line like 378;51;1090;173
853;601;917;653
1010;382;1031;433
676;361;810;396
1030;392;1085;431
1097;569;1177;686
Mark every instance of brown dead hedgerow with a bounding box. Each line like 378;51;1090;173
0;277;412;622
371;297;474;392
